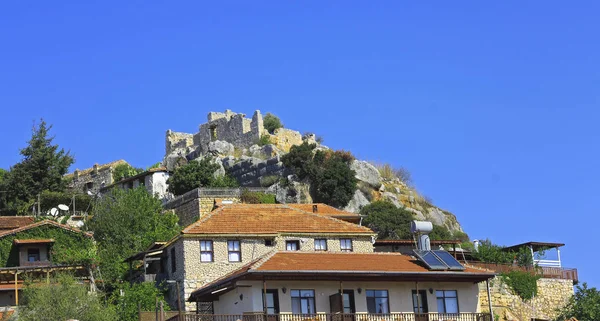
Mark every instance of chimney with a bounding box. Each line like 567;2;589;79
473;240;480;252
312;205;318;213
93;164;99;175
410;221;434;251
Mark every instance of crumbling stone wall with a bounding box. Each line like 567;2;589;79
226;156;288;187
194;110;265;153
478;276;574;321
165;130;194;156
67;160;127;194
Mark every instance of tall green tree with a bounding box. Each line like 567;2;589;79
87;187;180;285
361;201;413;239
18;274;117;321
110;282;170;321
0;120;74;215
556;283;600;321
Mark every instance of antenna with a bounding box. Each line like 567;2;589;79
58;204;69;211
50;208;59;217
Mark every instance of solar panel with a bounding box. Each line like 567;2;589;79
413;250;448;270
432;250;465;270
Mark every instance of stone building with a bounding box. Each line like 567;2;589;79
66;159;128;195
99;167;173;203
160;203;375;311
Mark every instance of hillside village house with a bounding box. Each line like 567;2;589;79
0;217;95;308
99;166;172;203
155;203;495;319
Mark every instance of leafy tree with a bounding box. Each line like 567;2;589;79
18;274;117;321
112;163;143;182
87;187;180;285
282;143;357;207
211;174;240;188
110;282;170;321
0;120;74;215
429;225;453;240
361;201;413;239
263;112;283;134
556;282;600;321
167;157;222;195
147;162;162;170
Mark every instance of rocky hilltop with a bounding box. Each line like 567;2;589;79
163;110;463;233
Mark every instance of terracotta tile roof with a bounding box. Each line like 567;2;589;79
14;239;55;245
0;220;93;239
189;251;495;302
182;204;374;235
286;204;360;217
254;252;488;274
0;216;35;231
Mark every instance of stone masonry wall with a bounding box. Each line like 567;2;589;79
227;156;288;187
179;235;374;311
478;277;573;321
194;110;265;153
166;130;194;156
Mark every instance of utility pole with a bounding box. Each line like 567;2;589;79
37;193;41;216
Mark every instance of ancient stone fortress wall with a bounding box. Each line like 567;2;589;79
67;160;127;194
478;276;574;321
165;130;194;156
226;156;289;187
194;110;265;153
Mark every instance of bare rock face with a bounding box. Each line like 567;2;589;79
249;144;283;159
208;140;235;157
351;160;382;189
268;175;312;204
343;190;370;213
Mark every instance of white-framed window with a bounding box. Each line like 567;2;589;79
200;240;213;262
314;239;327;251
228;240;241;262
436;290;459;313
340;239;353;252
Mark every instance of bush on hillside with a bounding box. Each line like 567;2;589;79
361;201;413;239
167;157;238;195
241;190;276;204
263;113;283;134
112;163;143;182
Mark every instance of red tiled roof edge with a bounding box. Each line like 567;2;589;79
0;220;94;239
281;204;373;233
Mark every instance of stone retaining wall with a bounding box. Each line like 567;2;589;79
479;276;573;321
227;156;289;187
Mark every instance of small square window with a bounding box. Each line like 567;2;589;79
265;239;274;246
340;239;353;252
27;248;40;262
228;240;241;262
200;241;213;262
314;239;327;251
286;240;300;251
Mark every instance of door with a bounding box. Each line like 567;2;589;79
412;290;429;321
266;289;280;321
330;290;355;321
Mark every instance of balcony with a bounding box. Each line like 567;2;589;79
19;260;52;268
167;313;493;321
468;262;578;282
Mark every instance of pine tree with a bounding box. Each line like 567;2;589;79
0;120;74;215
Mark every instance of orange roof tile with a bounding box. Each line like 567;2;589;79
0;216;35;231
14;239;55;245
182;204;373;235
286;204;360;217
255;252;488;274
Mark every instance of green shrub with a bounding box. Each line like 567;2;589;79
500;270;541;301
257;134;272;146
110;282;170;321
452;230;470;242
429;224;452;240
260;175;280;187
361;201;413;239
167;157;224;195
211;174;240;188
241;190;276;204
263;113;283;134
112;163;143;182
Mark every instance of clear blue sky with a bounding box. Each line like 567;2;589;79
1;2;598;287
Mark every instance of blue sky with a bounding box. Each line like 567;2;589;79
1;2;598;287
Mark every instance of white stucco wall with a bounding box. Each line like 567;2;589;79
212;280;482;314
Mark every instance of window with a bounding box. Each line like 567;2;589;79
265;289;280;314
27;248;40;262
228;240;241;262
291;290;315;314
314;239;327;251
340;239;353;252
412;290;428;313
200;241;213;262
265;239;274;246
286;240;300;251
436;290;459;313
366;290;389;314
170;248;176;273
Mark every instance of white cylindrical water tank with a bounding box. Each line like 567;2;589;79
411;221;433;234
